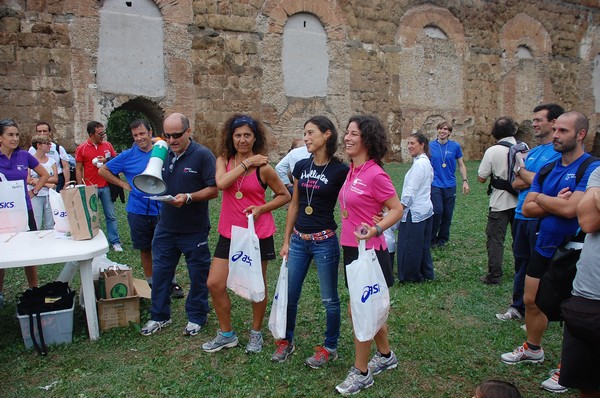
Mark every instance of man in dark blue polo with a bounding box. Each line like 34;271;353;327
140;113;218;337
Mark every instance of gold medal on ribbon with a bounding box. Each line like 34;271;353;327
442;163;447;168
305;205;313;215
341;209;349;218
235;191;243;200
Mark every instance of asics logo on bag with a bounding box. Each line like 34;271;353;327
0;201;15;209
53;210;68;218
361;284;380;303
232;251;253;266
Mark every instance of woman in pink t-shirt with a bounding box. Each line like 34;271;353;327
203;115;290;354
336;115;403;396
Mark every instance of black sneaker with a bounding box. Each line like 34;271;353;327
171;283;184;298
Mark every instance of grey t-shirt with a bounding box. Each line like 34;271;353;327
572;167;600;300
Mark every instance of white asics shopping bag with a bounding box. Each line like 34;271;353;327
226;214;265;302
0;172;28;233
268;256;288;339
48;188;70;233
346;240;390;342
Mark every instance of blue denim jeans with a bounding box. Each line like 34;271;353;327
285;233;341;350
431;186;456;244
511;218;539;315
97;186;121;245
151;227;211;325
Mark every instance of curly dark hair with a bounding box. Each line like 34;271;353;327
304;115;339;160
220;114;267;159
346;115;389;166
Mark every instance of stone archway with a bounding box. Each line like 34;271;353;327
259;0;350;156
63;0;194;143
499;13;552;124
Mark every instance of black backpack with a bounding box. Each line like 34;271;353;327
17;282;75;355
488;140;529;196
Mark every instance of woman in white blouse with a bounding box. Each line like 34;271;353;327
397;131;435;282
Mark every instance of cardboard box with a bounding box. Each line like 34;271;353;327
17;302;75;349
97;279;151;331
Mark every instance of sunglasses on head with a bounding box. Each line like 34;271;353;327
163;129;186;140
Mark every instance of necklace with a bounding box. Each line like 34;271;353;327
233;155;249;199
438;139;448;168
341;160;371;218
304;157;331;215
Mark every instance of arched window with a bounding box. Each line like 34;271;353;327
282;13;329;97
516;45;533;59
97;0;165;97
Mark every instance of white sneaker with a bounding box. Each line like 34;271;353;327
112;243;123;252
335;367;374;395
495;307;523;321
501;342;544;364
541;369;567;393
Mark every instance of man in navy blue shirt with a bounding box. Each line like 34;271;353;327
140;113;218;337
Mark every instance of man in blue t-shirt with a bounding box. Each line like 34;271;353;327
140;113;218;338
429;121;470;248
99;119;189;297
495;104;563;322
501;111;600;389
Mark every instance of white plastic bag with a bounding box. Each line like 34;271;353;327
226;214;265;302
347;240;390;342
268;256;288;339
0;172;28;233
48;188;70;233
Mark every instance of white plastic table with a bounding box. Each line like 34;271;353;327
0;230;109;340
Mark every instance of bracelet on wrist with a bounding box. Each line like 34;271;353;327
240;162;248;171
463;179;468;182
374;224;383;237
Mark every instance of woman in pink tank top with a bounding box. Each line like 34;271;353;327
202;115;290;354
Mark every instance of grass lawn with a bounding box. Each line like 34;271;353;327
0;161;575;397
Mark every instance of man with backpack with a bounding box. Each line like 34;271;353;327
477;117;519;284
495;104;563;321
501;111;600;392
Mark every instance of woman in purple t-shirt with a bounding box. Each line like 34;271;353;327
336;115;403;396
0;119;49;308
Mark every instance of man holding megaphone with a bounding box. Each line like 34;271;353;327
140;112;218;337
99;119;184;298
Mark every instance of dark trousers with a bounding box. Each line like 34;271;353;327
430;186;456;244
397;212;434;282
511;218;539;314
484;208;515;281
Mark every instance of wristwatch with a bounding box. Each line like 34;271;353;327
185;193;193;205
32;189;39;196
515;166;522;176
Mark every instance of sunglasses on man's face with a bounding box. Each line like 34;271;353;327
163;129;186;140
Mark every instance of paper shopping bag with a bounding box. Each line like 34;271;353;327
60;184;99;240
98;268;133;299
226;214;265;302
268;257;288;339
346;240;390;342
0;172;28;233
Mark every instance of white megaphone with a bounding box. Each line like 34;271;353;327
133;139;168;195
